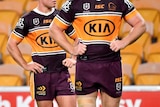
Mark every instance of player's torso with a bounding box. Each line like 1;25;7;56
24;10;65;56
68;0;130;44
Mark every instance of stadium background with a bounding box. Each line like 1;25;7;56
0;0;160;107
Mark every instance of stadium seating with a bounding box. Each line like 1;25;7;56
24;0;38;13
0;10;20;30
122;63;133;85
0;39;32;85
56;0;66;10
0;0;24;16
138;9;160;39
121;43;143;78
0;64;25;86
5;0;29;12
132;0;160;12
0;33;8;64
135;62;160;85
0;21;12;36
144;42;160;62
1;40;32;64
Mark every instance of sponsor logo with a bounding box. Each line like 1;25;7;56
36;32;58;48
95;4;105;9
75;81;82;91
108;2;117;11
84;19;115;37
43;19;52;24
33;18;40;25
115;77;122;91
36;85;46;96
83;3;90;11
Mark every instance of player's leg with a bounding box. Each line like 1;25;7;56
56;95;76;107
55;70;76;107
100;60;122;107
77;92;97;107
101;91;121;107
36;100;53;107
30;72;55;107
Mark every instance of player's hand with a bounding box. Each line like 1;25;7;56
62;58;76;68
24;61;44;74
110;40;126;52
73;39;87;55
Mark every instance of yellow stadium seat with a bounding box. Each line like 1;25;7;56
1;40;32;64
56;0;66;10
132;0;160;12
120;9;160;38
145;42;160;62
5;0;29;13
119;19;151;61
0;21;12;36
138;9;160;38
0;33;8;52
0;64;25;86
0;0;24;16
0;10;20;29
121;43;143;78
122;63;133;85
0;33;8;64
135;62;160;85
24;0;38;13
1;40;32;85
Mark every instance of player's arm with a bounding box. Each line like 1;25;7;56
110;12;146;52
49;22;86;56
7;37;43;73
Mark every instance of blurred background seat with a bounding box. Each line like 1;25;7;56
135;62;160;85
0;0;24;16
121;43;143;79
24;0;38;13
122;63;133;85
0;64;25;86
0;10;20;30
144;42;160;63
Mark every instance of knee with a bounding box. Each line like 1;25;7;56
77;95;97;107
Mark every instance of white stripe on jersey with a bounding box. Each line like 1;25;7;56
56;15;71;26
13;30;24;38
32;50;66;56
75;11;122;17
29;26;49;32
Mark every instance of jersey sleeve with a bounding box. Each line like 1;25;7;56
53;0;75;30
10;15;29;42
121;0;138;20
64;25;77;40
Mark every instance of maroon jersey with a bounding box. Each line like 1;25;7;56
53;0;138;62
10;8;76;71
10;8;76;100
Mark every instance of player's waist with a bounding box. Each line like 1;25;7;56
31;50;66;56
77;52;120;62
32;54;67;72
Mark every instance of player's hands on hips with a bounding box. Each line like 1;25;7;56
62;58;76;68
110;40;126;52
24;61;44;74
72;39;87;55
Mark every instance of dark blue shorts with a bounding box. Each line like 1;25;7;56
30;70;75;101
75;60;122;98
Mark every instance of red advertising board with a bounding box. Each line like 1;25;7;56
0;86;159;107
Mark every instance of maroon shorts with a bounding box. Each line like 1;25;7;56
30;70;75;101
75;60;122;98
